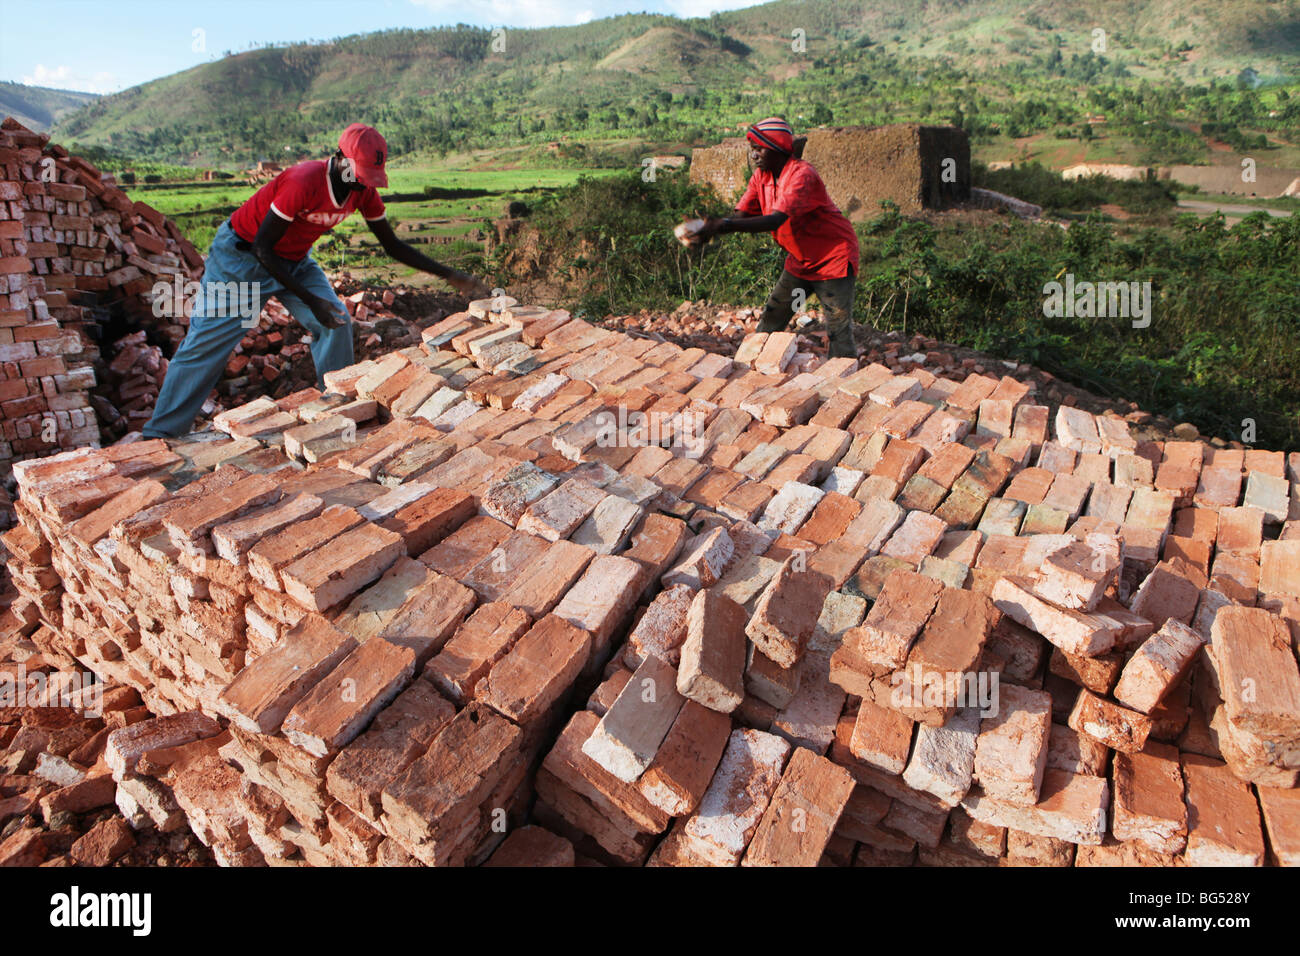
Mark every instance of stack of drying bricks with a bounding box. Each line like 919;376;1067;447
0;118;203;472
4;295;1299;866
220;296;314;395
95;331;169;437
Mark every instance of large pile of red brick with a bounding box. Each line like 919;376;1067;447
0;119;445;476
0;118;204;470
2;298;1297;867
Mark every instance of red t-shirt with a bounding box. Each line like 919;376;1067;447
230;159;386;261
736;158;860;282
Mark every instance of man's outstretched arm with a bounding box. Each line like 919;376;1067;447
367;217;491;298
693;211;789;242
252;212;349;328
719;211;789;234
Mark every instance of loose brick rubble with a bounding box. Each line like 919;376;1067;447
3;298;1298;868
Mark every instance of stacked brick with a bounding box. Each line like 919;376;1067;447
0;118;203;473
3;296;1298;866
0;624;219;866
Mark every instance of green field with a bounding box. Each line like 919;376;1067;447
129;155;617;283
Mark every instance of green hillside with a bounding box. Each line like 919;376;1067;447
45;0;1299;168
0;82;98;133
720;0;1300;82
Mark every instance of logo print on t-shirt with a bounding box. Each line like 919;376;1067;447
304;212;348;226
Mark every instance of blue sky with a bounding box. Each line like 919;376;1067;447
1;0;765;94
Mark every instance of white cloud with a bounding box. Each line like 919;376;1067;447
658;0;763;18
407;0;603;28
21;64;120;95
407;0;761;28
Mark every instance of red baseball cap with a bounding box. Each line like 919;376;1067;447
338;123;388;188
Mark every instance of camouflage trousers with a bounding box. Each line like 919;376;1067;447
756;268;858;359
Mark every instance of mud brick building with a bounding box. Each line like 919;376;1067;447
690;123;971;219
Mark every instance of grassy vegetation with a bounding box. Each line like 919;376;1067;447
503;170;784;316
853;203;1300;450
496;167;1300;450
1176;191;1300;210
973;161;1180;216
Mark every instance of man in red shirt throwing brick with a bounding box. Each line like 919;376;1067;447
691;117;861;358
144;123;490;438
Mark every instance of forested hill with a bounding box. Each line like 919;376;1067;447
0;82;98;133
47;0;1300;166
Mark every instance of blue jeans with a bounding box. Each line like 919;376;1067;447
142;220;353;438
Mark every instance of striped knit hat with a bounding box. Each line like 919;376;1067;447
746;116;794;154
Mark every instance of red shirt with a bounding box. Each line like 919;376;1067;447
736;158;860;282
230;159;386;261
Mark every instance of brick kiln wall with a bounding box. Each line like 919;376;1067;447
0;118;204;476
690;123;971;219
687;137;752;205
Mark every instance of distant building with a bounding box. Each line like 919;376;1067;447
244;160;285;185
1159;163;1300;197
1061;163;1151;182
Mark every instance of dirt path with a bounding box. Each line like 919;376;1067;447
1177;199;1293;220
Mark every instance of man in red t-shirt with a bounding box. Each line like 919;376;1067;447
144;123;491;438
690;117;861;358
